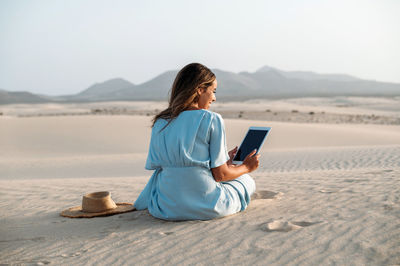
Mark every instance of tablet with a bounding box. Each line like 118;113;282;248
232;126;271;164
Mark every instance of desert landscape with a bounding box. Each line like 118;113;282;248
2;0;400;264
1;97;399;265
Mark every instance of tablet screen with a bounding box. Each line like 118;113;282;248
233;129;270;162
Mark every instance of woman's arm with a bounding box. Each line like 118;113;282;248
211;149;260;182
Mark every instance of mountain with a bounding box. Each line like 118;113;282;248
211;67;400;100
62;78;135;101
1;66;400;104
0;90;51;104
114;71;178;100
58;73;177;101
256;65;360;82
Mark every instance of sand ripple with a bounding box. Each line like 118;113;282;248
260;145;400;173
1;115;399;265
1;165;399;265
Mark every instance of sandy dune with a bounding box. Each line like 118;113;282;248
1;113;400;265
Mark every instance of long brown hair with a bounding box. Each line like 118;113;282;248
152;63;216;128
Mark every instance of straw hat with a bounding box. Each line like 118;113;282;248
61;191;135;218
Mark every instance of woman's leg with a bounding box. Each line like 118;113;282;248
222;174;256;211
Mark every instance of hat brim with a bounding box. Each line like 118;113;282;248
60;203;136;218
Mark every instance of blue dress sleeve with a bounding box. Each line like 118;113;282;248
209;113;230;168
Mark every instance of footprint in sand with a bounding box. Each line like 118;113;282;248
159;231;174;236
35;261;51;265
319;189;339;193
261;220;321;232
60;249;88;258
251;190;283;200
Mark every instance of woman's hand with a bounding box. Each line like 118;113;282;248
227;146;238;165
212;148;260;182
242;149;260;172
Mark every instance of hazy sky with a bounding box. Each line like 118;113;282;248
1;0;399;95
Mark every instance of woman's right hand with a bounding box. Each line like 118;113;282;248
212;149;260;182
243;149;260;173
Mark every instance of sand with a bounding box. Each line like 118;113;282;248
1;101;400;265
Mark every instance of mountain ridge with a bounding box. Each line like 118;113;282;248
1;66;400;104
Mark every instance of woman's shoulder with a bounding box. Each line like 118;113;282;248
186;110;225;127
189;110;225;133
174;109;219;119
153;109;223;129
187;109;222;118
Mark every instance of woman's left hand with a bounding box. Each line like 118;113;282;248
227;146;238;165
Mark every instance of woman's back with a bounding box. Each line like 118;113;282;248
145;109;227;170
134;110;255;220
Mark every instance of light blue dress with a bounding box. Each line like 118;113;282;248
134;109;256;220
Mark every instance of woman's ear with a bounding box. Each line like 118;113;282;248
197;86;207;96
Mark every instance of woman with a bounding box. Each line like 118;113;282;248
134;63;260;220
